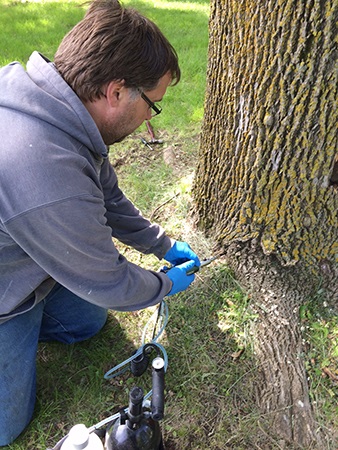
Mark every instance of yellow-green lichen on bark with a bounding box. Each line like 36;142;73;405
194;0;338;268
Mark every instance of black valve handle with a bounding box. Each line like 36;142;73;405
151;357;165;421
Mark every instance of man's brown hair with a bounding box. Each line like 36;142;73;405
54;0;180;101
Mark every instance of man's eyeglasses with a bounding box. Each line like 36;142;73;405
139;91;162;117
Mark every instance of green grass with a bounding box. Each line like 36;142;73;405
1;1;337;449
300;297;338;435
0;0;85;66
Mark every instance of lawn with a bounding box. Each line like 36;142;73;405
1;1;337;449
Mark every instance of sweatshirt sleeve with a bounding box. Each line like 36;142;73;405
101;159;172;260
4;195;172;311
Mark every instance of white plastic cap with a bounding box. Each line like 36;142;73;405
61;424;88;450
60;424;103;450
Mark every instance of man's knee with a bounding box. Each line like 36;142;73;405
40;303;108;344
58;306;108;343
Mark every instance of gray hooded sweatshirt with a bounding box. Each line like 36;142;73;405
0;52;172;323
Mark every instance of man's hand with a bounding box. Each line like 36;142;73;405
164;241;200;267
165;260;196;296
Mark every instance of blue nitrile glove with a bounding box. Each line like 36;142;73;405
165;260;196;296
164;241;200;268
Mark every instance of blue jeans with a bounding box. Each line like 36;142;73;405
0;283;108;446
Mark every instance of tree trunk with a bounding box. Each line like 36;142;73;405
224;241;332;447
193;0;337;447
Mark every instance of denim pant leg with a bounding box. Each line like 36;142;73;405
0;283;108;446
39;283;108;344
0;301;44;446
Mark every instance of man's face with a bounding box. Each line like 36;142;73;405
100;72;171;145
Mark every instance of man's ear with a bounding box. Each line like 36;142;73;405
105;80;126;106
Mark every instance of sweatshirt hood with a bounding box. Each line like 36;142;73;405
0;51;107;158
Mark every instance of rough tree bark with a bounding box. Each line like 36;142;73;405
193;0;337;448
